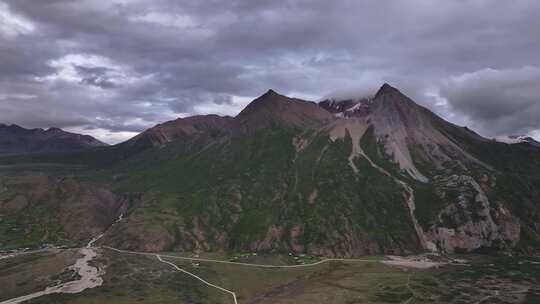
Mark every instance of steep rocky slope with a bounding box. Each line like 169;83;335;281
0;124;106;154
319;97;373;117
95;84;540;256
0;175;130;249
324;84;539;254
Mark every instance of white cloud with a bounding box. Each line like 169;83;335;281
0;1;34;38
47;54;114;81
530;130;540;141
65;126;138;145
0;93;37;100
192;95;253;117
42;53;141;88
130;11;196;29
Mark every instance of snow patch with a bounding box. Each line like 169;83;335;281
495;135;540;146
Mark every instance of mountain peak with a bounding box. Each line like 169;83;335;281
235;90;333;133
496;135;540;147
46;127;64;133
264;89;279;96
254;89;285;103
237;89;289;116
374;83;401;99
372;83;422;112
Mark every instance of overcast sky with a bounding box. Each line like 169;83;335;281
1;0;540;144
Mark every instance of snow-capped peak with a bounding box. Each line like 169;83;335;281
495;135;540;147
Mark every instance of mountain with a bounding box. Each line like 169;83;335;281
0;175;129;249
122;90;332;151
319;97;373;117
125;114;234;150
234;89;333;133
496;135;540;147
0;124;107;154
1;84;539;257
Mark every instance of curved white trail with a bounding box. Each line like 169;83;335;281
156;255;238;304
107;247;446;304
105;246;379;268
355;147;435;252
330;122;434;251
0;249;48;261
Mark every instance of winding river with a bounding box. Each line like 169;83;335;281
0;234;105;304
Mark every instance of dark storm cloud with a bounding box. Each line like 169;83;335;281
75;66;120;89
1;0;540;143
439;67;540;137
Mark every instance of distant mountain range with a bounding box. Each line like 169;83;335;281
0;124;106;154
0;84;539;257
495;135;540;147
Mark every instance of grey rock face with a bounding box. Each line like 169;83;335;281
425;175;520;253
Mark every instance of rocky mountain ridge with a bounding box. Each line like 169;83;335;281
0;84;538;257
94;84;539;256
496;135;540;147
0;124;106;154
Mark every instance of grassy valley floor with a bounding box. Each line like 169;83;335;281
1;248;539;304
